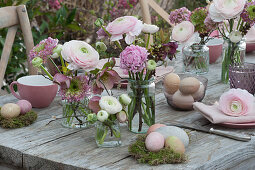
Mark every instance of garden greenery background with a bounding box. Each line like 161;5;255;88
0;0;206;92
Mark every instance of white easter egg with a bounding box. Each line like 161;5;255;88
1;103;21;119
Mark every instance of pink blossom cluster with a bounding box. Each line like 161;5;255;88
240;2;255;26
120;45;148;73
48;0;63;10
169;7;191;25
29;37;58;63
117;0;138;9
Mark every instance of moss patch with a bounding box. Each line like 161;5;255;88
0;107;37;129
128;135;187;166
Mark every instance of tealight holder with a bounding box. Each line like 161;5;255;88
229;63;255;95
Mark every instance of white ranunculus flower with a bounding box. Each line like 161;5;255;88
172;21;195;43
209;0;246;22
229;31;242;43
142;23;159;34
61;40;99;71
119;94;132;106
99;96;122;114
97;110;109;122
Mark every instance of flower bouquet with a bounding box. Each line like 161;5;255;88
95;16;178;133
207;0;255;83
169;5;219;74
87;94;130;147
30;37;120;128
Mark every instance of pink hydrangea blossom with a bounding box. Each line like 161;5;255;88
61;40;99;70
117;0;138;9
119;45;148;73
219;88;254;116
29;37;58;63
204;14;219;32
106;16;143;44
169;7;191;25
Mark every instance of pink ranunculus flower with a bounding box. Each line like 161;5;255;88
119;45;148;73
219;88;254;117
209;0;246;22
172;21;195;43
61;40;99;71
106;16;143;45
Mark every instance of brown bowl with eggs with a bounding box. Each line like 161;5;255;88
163;73;208;110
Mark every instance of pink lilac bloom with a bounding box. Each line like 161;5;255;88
120;45;149;73
241;2;255;26
169;7;191;25
204;14;219;32
59;75;91;103
48;0;63;10
96;28;108;39
29;37;58;63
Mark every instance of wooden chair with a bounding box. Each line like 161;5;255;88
0;5;37;88
139;0;174;45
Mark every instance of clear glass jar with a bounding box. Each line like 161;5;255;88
182;44;209;75
221;38;246;83
95;120;121;147
127;78;155;134
62;97;92;129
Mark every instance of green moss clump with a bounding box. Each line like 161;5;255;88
128;135;187;166
0;107;37;128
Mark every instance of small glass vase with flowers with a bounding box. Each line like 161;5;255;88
169;5;220;74
95;15;178;133
30;37;120;128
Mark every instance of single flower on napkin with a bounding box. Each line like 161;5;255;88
219;88;254;116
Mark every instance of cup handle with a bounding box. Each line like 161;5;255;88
10;81;21;99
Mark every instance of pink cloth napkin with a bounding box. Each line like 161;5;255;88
193;102;255;124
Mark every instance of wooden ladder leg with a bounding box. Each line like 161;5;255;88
17;5;37;75
0;26;18;88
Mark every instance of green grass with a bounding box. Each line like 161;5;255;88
128;135;187;166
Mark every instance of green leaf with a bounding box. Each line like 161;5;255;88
66;24;82;31
39;20;49;34
66;8;77;25
90;68;100;75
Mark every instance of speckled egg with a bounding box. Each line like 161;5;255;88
155;126;189;147
163;73;181;94
145;132;165;152
1;103;21;119
165;136;185;154
147;124;166;135
192;82;205;101
172;90;194;110
179;77;200;94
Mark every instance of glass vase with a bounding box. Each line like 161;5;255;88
182;44;209;75
127;78;155;134
221;38;246;83
62;97;92;129
95;120;121;147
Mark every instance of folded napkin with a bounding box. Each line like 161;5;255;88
193;102;255;124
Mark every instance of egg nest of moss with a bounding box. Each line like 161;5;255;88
128;135;187;166
0;107;37;129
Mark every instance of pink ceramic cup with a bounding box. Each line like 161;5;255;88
10;75;58;108
207;38;223;64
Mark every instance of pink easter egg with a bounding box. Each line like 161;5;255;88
145;132;165;152
16;100;32;114
147;124;166;135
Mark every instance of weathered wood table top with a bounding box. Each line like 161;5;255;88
1;52;255;170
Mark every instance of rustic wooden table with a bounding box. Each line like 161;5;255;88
1;52;255;170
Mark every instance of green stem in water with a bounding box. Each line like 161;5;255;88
40;65;53;80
